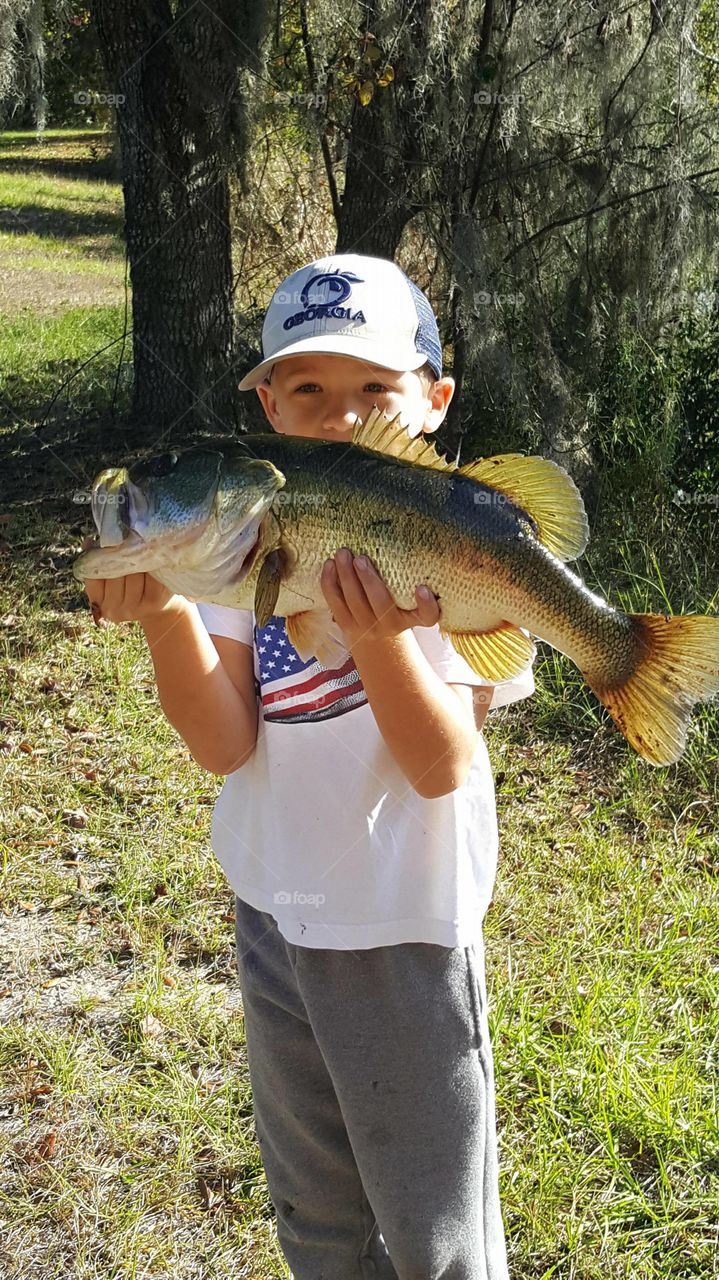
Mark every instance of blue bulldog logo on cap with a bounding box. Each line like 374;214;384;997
283;269;366;331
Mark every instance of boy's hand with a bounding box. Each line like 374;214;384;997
80;538;184;626
321;548;440;649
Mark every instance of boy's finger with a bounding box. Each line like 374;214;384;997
122;573;147;612
353;556;394;621
84;578;106;606
413;585;441;626
320;560;352;630
334;551;372;622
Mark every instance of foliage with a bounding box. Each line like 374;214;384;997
44;5;108;128
695;0;719;104
671;310;719;495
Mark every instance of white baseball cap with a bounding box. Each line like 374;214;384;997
237;253;443;390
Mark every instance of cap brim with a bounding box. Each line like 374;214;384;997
237;335;428;391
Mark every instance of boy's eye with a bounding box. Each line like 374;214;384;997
364;383;389;393
294;383;320;393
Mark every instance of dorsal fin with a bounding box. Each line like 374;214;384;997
458;454;589;562
352;407;456;472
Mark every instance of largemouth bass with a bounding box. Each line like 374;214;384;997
73;408;719;765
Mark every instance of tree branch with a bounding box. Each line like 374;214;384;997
298;0;341;227
500;165;719;267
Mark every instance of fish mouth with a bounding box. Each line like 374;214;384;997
89;468;214;556
91;469;131;547
237;524;263;580
77;455;282;594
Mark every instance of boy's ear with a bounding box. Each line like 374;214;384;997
422;376;455;434
255;382;285;432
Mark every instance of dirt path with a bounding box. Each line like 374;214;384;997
0;258;126;315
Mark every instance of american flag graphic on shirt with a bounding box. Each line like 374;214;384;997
255;616;367;724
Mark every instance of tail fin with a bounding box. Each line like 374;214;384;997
588;614;719;765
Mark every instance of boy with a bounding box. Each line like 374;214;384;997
84;254;534;1279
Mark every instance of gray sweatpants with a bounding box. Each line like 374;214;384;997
234;895;510;1280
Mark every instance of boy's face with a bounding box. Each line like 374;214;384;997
254;353;454;442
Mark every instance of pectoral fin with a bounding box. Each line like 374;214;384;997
447;623;536;681
254;551;283;628
286;607;350;668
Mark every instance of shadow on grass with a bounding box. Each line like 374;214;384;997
0;131;109;147
0;202;124;247
0;130;117;176
0;154;121;183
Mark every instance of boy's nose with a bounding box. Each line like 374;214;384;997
320;406;359;437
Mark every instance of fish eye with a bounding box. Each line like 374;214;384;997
145;452;178;478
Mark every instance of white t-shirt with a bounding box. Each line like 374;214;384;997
195;603;535;950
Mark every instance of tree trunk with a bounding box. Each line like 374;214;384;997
336;93;413;256
91;0;269;434
335;0;431;258
25;0;46;132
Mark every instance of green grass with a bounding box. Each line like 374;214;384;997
1;462;717;1280
0;234;122;273
0;125;127;430
0;305;131;421
1;127;718;1280
0;168;122;216
0;129;111;144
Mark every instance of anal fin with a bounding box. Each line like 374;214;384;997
448;623;536;681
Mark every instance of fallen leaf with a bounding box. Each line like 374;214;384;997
141;1013;164;1039
49;894;74;909
36;1131;57;1160
61;808;88;830
547;1018;574;1036
58;618;82;638
197;1176;224;1212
